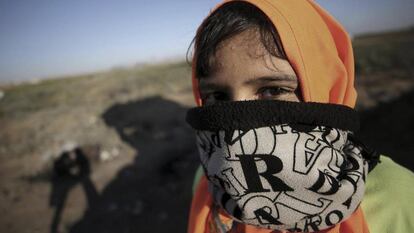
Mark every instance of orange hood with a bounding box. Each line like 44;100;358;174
188;1;369;233
191;0;357;108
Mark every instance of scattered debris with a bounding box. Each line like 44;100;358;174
99;146;120;162
99;150;111;162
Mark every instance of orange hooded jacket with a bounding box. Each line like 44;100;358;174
188;0;370;232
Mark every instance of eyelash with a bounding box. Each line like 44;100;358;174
257;86;291;98
202;86;292;104
201;92;225;105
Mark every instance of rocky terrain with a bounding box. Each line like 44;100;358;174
0;28;413;233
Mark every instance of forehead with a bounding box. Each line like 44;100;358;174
212;29;267;72
205;29;297;82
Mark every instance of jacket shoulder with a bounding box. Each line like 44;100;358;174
361;155;414;233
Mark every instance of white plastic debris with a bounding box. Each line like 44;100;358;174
88;115;97;125
100;150;111;162
61;141;78;153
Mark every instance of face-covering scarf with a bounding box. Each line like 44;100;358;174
187;100;374;232
188;0;372;232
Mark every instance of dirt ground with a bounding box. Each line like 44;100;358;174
0;63;413;233
0;62;201;233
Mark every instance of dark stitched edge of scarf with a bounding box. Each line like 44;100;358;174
186;100;359;132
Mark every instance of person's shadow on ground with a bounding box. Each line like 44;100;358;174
50;147;99;233
57;96;199;233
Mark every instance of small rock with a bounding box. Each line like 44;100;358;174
99;147;120;162
132;200;144;215
100;150;111;162
61;141;78;153
107;203;118;212
87;115;97;125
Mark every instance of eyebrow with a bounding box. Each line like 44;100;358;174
199;75;297;91
243;75;297;85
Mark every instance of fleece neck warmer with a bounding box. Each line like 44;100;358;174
188;0;371;233
187;100;372;232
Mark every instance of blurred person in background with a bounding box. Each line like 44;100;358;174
185;0;414;232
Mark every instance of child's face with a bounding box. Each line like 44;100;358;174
199;29;301;105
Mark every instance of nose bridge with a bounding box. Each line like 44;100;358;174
229;86;254;102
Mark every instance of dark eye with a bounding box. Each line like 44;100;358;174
258;87;290;99
202;92;228;105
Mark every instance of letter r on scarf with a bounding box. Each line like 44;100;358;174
237;154;293;193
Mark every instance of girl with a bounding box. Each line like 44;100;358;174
185;1;414;232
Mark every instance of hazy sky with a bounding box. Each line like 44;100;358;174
0;0;413;82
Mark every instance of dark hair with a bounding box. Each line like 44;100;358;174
188;1;287;79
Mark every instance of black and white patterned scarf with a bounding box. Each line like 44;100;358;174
186;100;379;232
